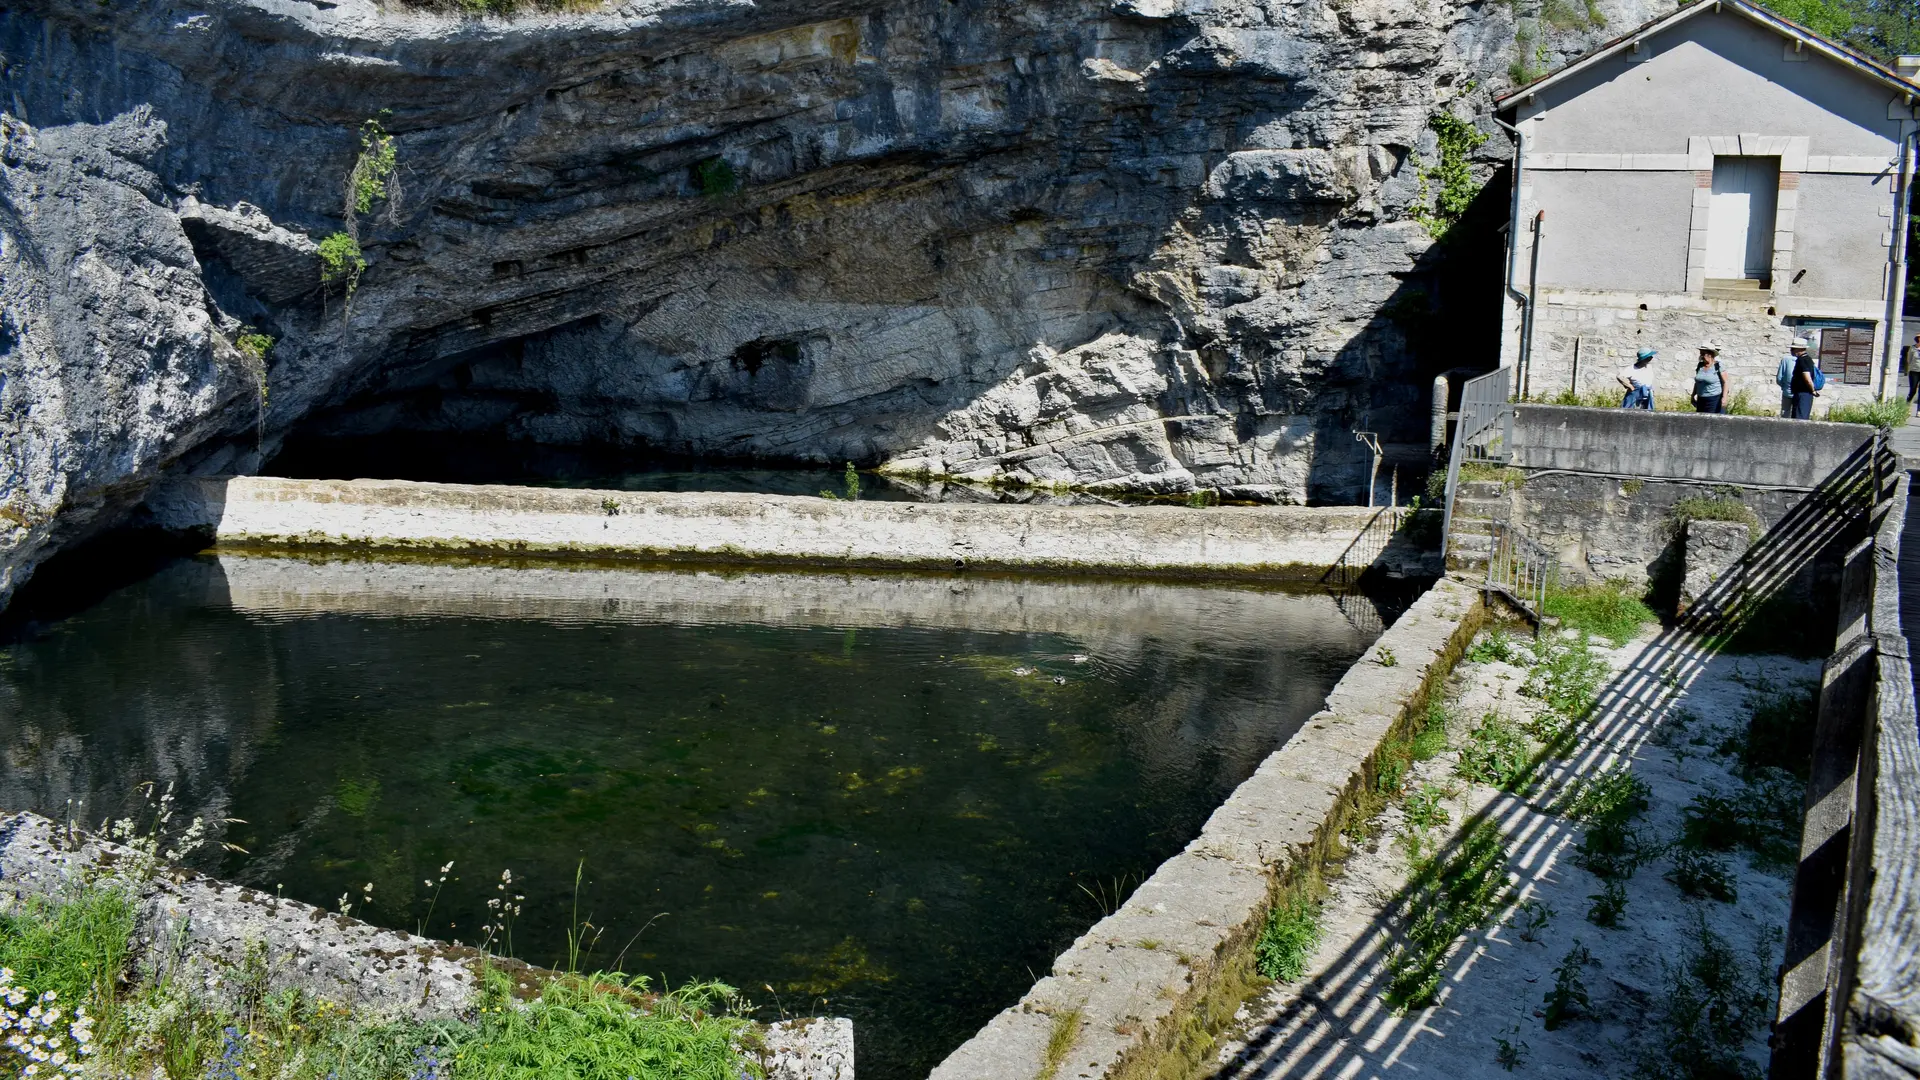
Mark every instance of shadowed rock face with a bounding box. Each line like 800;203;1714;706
0;0;1666;605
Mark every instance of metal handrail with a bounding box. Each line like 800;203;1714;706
1439;367;1515;559
1484;520;1557;620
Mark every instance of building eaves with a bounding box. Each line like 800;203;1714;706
1492;0;1920;114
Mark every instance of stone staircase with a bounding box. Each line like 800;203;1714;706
1702;277;1770;303
1444;478;1511;571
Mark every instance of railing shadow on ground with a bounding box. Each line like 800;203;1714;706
1209;440;1896;1080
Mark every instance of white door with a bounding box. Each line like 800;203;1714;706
1706;156;1780;280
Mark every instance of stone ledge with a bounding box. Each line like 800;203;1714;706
142;477;1434;582
928;576;1486;1080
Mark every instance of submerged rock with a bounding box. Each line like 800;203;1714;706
0;0;1668;606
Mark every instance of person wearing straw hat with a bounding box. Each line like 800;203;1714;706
1777;337;1810;417
1691;340;1727;414
1617;348;1656;409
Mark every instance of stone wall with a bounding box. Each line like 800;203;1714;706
1518;296;1888;412
142;476;1438;580
1459;406;1879;634
928;576;1484;1080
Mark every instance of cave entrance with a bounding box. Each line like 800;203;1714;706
261;322;926;501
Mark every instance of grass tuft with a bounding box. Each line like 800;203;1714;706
1038;1007;1082;1080
1542;583;1655;646
1255;882;1324;983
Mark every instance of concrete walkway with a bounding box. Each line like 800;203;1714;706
1209;625;1808;1080
1886;419;1920;472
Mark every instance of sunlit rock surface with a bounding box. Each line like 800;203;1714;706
0;0;1672;604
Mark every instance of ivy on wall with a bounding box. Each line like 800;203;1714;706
1415;112;1490;242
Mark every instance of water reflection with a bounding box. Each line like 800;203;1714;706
0;555;1377;1078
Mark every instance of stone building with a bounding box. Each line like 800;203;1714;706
1492;0;1918;412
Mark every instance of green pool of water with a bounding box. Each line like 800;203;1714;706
0;554;1382;1077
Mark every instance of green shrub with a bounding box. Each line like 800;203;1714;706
1542;583;1655;646
691;156;739;197
1826;397;1910;428
1414;112;1488;240
235;331;274;361
318;232;366;286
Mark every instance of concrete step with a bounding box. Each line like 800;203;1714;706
1451;497;1508;519
1454;480;1517;500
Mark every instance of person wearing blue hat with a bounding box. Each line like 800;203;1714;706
1616;348;1656;409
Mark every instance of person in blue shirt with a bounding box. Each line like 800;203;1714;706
1617;348;1656;409
1777;338;1809;417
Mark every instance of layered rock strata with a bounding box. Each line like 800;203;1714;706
0;0;1667;605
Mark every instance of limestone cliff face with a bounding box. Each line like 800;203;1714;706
0;0;1670;605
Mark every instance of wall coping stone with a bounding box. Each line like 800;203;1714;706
143;477;1434;581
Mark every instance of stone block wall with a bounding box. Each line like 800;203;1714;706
1520;297;1887;413
1474;406;1880;636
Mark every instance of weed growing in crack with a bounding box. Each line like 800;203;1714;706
1383;820;1511;1010
1679;770;1803;867
1665;847;1738;903
1520;632;1609;739
1634;916;1776;1080
1255;881;1324;983
1541;582;1654;646
1542;941;1593;1030
1494;1024;1530;1071
1586;878;1628;928
1505;898;1554;943
1377;646;1399;668
1038;1006;1083;1080
1466;630;1521;665
1456;712;1531;790
1404;785;1452;829
1410;698;1453;760
1719;684;1817;780
1560;765;1651;825
1572;816;1653;881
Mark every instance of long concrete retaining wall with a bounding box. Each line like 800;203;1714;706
929;576;1486;1080
142;477;1430;579
1511;406;1871;488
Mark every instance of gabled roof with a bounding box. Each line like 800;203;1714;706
1493;0;1919;113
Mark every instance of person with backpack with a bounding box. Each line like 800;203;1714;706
1778;337;1810;416
1791;339;1824;419
1691;341;1727;413
1617;348;1656;410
